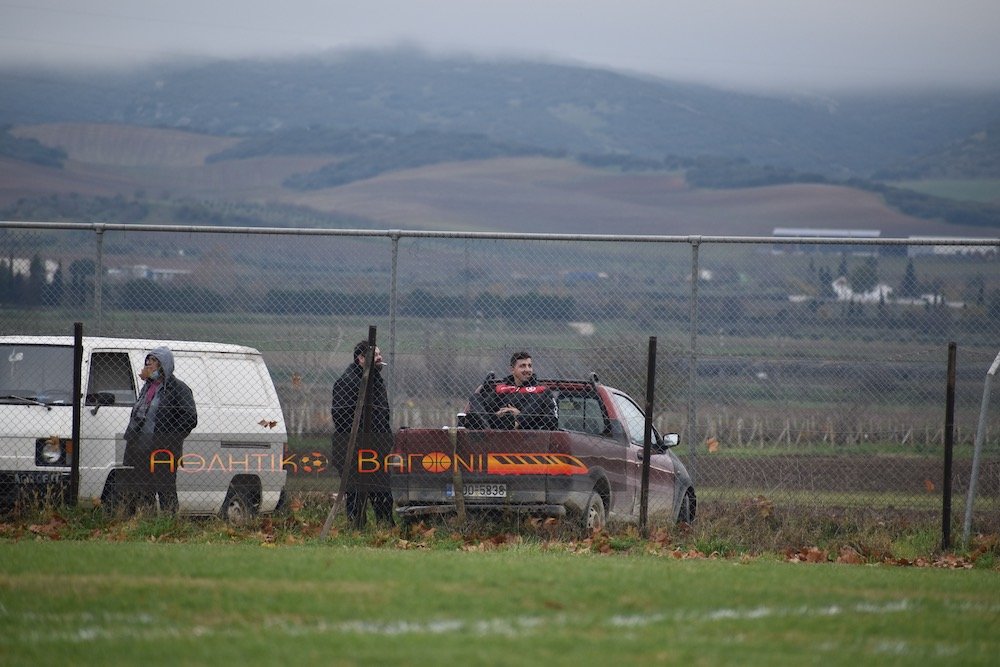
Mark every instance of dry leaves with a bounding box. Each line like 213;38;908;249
461;533;523;552
28;515;67;540
670;548;710;559
396;538;428;550
884;554;974;569
783;544;981;569
785;546;828;563
836;546;864;564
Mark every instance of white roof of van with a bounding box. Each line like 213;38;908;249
0;335;261;355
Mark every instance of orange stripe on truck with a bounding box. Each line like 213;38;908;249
486;453;588;476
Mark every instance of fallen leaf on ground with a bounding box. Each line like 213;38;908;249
836;546;864;564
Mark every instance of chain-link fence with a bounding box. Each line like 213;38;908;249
1;221;998;536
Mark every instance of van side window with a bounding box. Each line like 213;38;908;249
206;357;269;406
87;352;136;405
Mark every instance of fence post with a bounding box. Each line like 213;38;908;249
941;342;957;551
639;336;656;537
962;349;1000;545
388;232;400;417
686;238;701;480
321;325;378;538
69;322;83;506
94;224;105;334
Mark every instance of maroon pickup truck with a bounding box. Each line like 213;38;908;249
390;376;695;531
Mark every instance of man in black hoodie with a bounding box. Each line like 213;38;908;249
122;346;197;513
331;340;393;528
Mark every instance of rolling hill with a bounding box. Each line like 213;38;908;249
3;50;1000;177
3;122;994;238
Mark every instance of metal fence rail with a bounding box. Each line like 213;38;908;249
1;221;998;534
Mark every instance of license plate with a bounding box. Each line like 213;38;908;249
8;471;67;485
445;483;507;498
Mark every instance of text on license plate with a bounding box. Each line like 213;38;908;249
446;483;507;498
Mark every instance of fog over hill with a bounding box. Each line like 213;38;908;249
2;51;1000;178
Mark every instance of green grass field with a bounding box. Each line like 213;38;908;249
1;540;998;665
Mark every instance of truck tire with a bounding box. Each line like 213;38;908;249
581;492;606;534
677;488;696;524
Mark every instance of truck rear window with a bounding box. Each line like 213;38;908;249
557;394;608;435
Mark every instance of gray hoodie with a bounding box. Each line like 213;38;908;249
126;346;197;439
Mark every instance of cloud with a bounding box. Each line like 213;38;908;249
2;0;999;91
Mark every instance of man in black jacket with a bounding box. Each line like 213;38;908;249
122;346;197;513
331;340;393;528
472;351;558;431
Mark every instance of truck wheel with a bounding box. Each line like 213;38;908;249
221;485;257;526
677;488;696;524
581;492;606;534
100;472;126;517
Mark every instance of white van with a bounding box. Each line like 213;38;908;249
0;336;287;521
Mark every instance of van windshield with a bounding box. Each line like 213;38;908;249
0;344;74;405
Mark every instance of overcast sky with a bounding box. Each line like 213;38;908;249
2;0;999;92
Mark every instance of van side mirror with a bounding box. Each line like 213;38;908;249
87;391;116;415
662;433;680;449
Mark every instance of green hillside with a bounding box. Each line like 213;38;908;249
2;50;1000;177
876;121;1000;180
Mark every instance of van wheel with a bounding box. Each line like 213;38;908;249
221;485;257;526
580;492;606;534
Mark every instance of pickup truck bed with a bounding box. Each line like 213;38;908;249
389;379;695;530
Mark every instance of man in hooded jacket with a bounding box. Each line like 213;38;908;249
121;346;198;513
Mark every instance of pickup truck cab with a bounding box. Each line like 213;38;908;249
390;376;695;530
0;336;287;521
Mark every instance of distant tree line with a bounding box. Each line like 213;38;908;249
283;129;563;190
0;125;66;168
0;193;150;224
5;260;1000;345
0;255;95;307
0;194;370;230
848;179;1000;229
576;153;828;187
1;269;579;321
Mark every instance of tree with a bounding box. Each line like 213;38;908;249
43;260;64;306
964;273;986;307
837;253;848;279
850;257;878;294
817;267;836;299
0;257;13;303
898;259;920;298
69;258;96;307
26;254;47;306
988;289;1000;320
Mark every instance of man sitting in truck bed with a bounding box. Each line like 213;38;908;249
467;351;558;430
